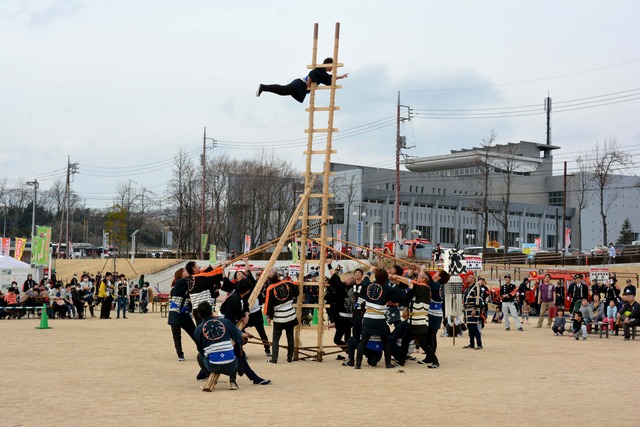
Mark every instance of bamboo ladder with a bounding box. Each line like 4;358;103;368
244;23;343;362
295;22;343;362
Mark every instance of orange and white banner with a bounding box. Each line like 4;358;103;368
15;238;27;260
0;237;10;256
243;234;251;253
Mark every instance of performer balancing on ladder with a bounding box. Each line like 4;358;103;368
256;58;348;103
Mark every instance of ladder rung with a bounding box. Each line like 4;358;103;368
303;150;337;155
309;171;335;176
305;106;340;112
300;215;333;220
308;193;334;198
305;128;339;133
306;63;343;69
314;85;342;90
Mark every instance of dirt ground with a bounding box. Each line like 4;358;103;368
0;303;637;427
51;259;183;283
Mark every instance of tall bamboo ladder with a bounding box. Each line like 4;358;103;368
294;22;342;362
245;22;342;362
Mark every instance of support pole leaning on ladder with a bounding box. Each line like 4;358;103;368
246;176;317;309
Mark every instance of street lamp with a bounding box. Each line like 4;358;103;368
131;230;140;264
26;179;39;238
465;233;476;245
352;205;366;251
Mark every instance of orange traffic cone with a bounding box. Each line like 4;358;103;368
36;304;52;329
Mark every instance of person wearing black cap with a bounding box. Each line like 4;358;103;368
500;274;523;331
568;274;589;314
623;279;637;302
617;287;640;341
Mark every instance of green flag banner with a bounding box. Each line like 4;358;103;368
209;244;217;264
201;234;208;252
32;226;52;266
291;242;299;263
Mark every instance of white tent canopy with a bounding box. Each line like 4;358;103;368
0;256;35;288
0;256;31;269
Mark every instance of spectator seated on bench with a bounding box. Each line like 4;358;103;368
50;282;72;319
3;285;21;319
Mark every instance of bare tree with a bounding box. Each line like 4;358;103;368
167;149;197;255
573;153;593;251
590;137;633;245
474;129;496;253
490;142;519;250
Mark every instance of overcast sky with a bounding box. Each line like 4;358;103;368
1;0;639;208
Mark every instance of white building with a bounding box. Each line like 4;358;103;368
329;141;639;251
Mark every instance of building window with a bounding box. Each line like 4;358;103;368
548;191;563;207
440;227;455;244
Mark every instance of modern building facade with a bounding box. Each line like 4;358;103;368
329;141;639;251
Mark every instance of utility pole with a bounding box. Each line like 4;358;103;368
395;92;400;242
26;179;39;238
394;92;412;244
562;161;567;254
200;127;216;260
57;156;79;258
544;96;552;158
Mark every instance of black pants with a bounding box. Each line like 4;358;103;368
73;301;85;319
426;327;439;359
333;317;352;346
100;296;113;318
356;333;391;367
271;322;295;362
246;311;270;354
399;331;438;365
623;318;640;339
468;323;482;348
552;325;565;334
260;79;307;103
171;318;196;358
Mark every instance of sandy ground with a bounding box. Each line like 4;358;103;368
0;304;637;427
51;259;183;283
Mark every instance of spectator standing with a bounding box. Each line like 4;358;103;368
568;274;589;314
500;274;524;331
98;272;114;319
115;274;129;319
536;274;556;328
608;243;616;264
521;300;531;325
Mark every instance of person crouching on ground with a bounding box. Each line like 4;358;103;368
571;311;587;340
552;308;566;335
194;301;242;390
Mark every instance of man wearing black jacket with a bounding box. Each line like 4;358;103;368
568;274;590;313
618;288;640;341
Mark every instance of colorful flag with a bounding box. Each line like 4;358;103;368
335;229;342;254
32;226;52;266
201;234;208;252
15;238;26;260
209;244;217;264
564;228;571;250
243;234;251;253
291;242;299;263
0;238;10;256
